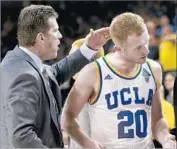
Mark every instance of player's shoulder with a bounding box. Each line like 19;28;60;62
81;61;98;74
76;61;98;83
146;58;162;75
74;61;98;89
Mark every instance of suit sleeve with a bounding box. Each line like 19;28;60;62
51;49;89;85
6;73;47;148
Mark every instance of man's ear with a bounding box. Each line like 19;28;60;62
36;33;45;44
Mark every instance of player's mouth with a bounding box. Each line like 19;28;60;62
141;56;147;59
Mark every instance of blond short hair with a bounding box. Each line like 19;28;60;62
110;12;145;45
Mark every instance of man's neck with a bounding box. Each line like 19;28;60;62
22;45;44;61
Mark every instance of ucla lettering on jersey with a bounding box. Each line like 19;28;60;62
88;57;156;149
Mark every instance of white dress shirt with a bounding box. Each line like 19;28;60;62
19;46;44;72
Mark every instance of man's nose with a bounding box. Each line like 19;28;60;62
58;31;63;39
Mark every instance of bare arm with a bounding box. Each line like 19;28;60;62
61;63;101;148
151;61;176;147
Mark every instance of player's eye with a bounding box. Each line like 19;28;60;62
137;46;142;50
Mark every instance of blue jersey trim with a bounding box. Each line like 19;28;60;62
90;60;103;105
146;61;157;90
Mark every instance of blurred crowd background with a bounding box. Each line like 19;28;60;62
1;0;177;137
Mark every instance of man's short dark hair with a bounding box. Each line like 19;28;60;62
17;4;58;46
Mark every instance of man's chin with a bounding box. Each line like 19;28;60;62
49;52;58;60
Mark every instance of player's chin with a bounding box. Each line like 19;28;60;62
139;57;147;64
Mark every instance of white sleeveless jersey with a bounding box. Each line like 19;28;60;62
88;57;156;149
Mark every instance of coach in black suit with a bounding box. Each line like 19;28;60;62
0;5;109;148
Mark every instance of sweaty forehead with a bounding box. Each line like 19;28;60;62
125;28;149;48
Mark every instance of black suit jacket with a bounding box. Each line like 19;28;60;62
0;46;89;148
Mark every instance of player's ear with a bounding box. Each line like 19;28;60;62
114;44;121;52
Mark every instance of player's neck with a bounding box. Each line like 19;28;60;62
106;53;139;77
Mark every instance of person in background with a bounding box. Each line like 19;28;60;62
173;76;177;139
160;85;175;129
146;21;159;61
159;30;176;72
154;84;175;148
164;71;176;105
156;15;176;37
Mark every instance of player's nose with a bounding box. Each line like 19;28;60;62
143;44;149;55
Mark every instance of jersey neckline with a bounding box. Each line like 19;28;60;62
103;56;142;80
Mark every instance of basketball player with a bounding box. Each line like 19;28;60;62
67;38;104;149
61;12;176;148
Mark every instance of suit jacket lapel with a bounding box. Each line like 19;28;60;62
41;77;60;132
14;46;40;72
46;67;59;85
45;66;63;111
14;46;60;132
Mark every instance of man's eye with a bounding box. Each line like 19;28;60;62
137;46;142;50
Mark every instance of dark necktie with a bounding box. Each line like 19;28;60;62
42;67;64;147
42;67;60;116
